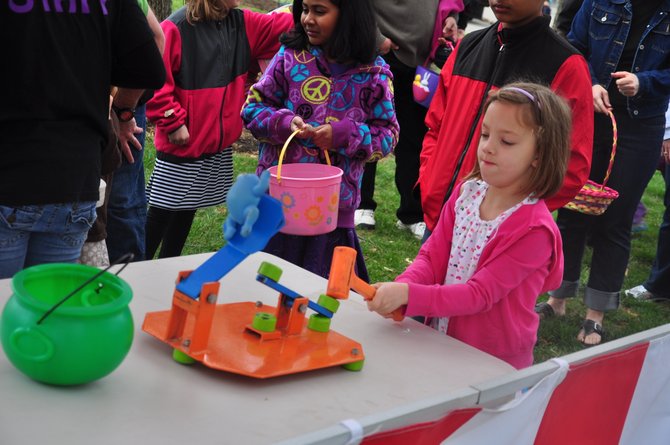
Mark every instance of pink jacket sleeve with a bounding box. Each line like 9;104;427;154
395;182;459;286
398;182;559;318
403;227;556;318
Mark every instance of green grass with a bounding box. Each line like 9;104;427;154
143;128;670;364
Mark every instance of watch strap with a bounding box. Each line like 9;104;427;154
111;105;135;122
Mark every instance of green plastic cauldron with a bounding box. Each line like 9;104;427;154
1;263;133;385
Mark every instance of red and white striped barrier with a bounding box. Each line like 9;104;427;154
280;324;670;445
363;331;670;445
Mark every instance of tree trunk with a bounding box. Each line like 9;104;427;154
148;0;172;21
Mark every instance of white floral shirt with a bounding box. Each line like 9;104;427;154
433;180;537;334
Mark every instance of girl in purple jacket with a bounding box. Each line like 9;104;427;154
242;0;399;281
367;83;568;369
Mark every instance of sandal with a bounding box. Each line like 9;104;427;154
534;302;555;320
578;319;604;346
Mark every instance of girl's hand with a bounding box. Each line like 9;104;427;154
290;116;314;139
611;71;640;97
168;125;190;145
442;16;458;41
312;124;333;151
379;38;398;55
663;138;670;165
367;282;409;317
592;85;611;114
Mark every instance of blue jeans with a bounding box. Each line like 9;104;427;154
554;111;665;311
0;202;97;279
105;105;147;263
645;164;670;299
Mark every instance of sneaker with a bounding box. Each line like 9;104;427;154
355;209;375;229
625;285;655;300
396;220;426;240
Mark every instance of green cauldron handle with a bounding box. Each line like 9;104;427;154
10;327;55;362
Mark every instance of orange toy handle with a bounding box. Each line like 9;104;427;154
327;246;404;321
353;277;404;322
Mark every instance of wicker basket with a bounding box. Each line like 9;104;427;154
564;110;619;216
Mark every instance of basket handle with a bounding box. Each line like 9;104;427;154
276;128;332;183
600;110;618;191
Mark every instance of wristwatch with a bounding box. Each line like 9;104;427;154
112;105;135;122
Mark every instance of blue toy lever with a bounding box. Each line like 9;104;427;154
176;188;285;299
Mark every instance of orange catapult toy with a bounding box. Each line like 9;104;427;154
142;178;403;378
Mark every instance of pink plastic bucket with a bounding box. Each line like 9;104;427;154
268;163;343;235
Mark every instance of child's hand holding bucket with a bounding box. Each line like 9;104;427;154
290;116;314;139
268;129;342;235
311;124;333;151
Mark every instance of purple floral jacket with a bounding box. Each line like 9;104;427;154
241;45;399;227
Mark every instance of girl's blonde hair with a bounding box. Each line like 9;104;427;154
186;0;232;23
467;82;572;199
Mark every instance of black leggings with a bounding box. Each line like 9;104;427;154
145;206;197;259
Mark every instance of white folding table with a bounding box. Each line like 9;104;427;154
0;252;514;444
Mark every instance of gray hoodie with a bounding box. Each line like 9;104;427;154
372;0;441;67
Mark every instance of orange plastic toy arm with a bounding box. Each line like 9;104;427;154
350;276;404;322
328;247;404;321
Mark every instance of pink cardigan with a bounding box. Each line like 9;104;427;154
397;183;564;369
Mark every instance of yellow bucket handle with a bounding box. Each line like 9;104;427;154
276;128;332;183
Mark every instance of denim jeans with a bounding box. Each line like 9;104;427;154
568;0;670;119
105;105;147;263
553;110;665;311
0;202;97;279
645;164;670;299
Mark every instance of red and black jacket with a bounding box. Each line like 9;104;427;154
147;8;292;161
419;16;594;231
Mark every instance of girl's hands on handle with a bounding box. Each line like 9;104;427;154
611;71;639;97
662;138;670;165
291;117;333;151
290;116;314;139
168;125;190;145
367;282;409;318
311;124;333;151
592;85;612;114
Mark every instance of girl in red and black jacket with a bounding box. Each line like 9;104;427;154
146;0;292;259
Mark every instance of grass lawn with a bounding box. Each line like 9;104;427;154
156;0;669;364
145;0;670;363
143;127;670;364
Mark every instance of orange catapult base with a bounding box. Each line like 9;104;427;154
142;247;401;378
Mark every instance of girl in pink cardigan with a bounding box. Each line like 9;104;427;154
368;83;571;369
